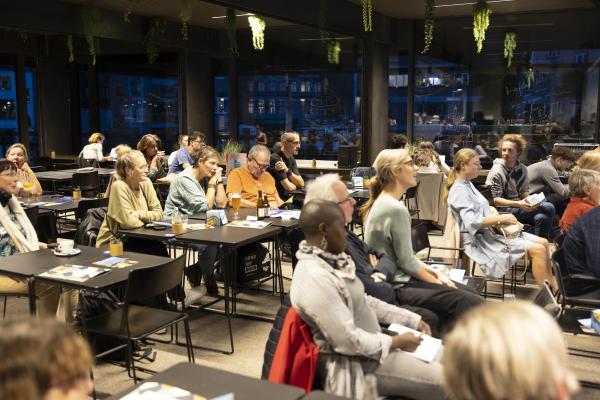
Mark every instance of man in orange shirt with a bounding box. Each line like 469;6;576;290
227;144;284;208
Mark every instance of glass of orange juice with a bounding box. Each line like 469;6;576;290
231;192;241;219
109;237;123;256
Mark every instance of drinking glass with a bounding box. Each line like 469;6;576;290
231;193;241;220
109;237;123;256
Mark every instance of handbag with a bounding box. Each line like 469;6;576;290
492;222;524;240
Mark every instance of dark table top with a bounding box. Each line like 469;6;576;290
20;195;97;212
119;225;181;241
107;363;305;400
177;224;282;247
35;167;114;181
0;246;171;290
188;208;299;229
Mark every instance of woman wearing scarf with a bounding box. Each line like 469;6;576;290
291;200;446;399
0;159;59;317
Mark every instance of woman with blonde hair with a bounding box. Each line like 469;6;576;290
363;149;483;331
137;134;167;182
446;148;555;286
5;143;42;195
0;318;94;400
576;150;600;172
79;132;107;162
443;301;578;400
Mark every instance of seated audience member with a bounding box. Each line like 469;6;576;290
256;130;268;146
168;134;189;166
527;147;576;215
267;131;304;200
226;144;284;208
560;169;600;232
292;199;445;399
563;206;600;296
96;150;163;249
363;149;484;328
444;301;578;400
413;141;450;175
103;144;132;198
373;133;409;169
485;133;555;239
5;143;42;195
137;134;167;182
168;133;205;175
0;158;59;317
577;149;600;172
0;318;95;400
164;146;227;298
447;149;555;286
304;173;441;335
80;132;108;162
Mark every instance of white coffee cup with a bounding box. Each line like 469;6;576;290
57;240;74;254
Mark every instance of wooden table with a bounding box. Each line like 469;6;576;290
107;362;305;400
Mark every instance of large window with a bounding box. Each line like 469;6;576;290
213;75;230;150
0;61;18;156
388;53;409;137
413;10;600;165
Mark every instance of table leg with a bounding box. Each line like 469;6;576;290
27;278;37;315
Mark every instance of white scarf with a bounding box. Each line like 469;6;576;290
0;196;39;253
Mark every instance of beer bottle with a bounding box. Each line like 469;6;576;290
256;184;266;219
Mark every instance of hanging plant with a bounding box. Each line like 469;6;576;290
123;0;143;22
180;0;192;40
327;40;341;64
144;17;166;64
473;1;491;53
526;67;534;89
67;35;75;63
503;32;516;68
361;0;373;32
248;16;266;50
422;0;435;53
81;4;99;65
225;8;238;56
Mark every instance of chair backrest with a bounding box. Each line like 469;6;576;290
350;167;376;179
553;230;565;248
74;207;106;246
24;206;39;231
124;256;185;304
411;221;430;254
75;197;109;221
77;157;99;168
72;171;99;188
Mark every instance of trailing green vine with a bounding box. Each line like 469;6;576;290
361;0;372;32
526;67;534;89
248;16;266;50
422;0;435;53
225;8;238;56
503;32;516;68
144;17;166;64
67;35;74;63
180;0;192;40
123;0;143;22
473;1;491;53
327;40;341;64
81;4;99;65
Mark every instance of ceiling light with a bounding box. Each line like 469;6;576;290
211;13;254;19
436;0;516;8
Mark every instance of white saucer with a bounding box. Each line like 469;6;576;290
53;248;82;257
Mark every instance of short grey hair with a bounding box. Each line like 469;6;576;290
569;169;600;197
248;144;270;160
281;131;299;143
304;173;341;204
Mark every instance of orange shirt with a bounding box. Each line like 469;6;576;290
226;166;278;207
560;197;596;232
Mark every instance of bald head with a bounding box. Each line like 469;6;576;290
300;200;344;237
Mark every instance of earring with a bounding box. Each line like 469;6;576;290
320;236;328;250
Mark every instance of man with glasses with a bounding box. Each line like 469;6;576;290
527;147;576;216
168;133;206;175
226;144;284;208
268;131;304;200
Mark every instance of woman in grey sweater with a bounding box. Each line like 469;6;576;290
292;199;446;399
362;149;483;331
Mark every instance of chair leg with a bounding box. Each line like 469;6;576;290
127;339;138;382
183;319;195;363
2;296;6;319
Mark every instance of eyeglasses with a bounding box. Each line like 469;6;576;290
286;140;301;145
252;159;270;171
337;196;356;206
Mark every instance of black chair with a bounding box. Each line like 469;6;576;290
411;221;462;269
24;205;39;231
75;198;109;222
551;248;600;321
77;157;100;168
59;171;100;198
81;256;194;382
403;182;420;219
350;166;376;178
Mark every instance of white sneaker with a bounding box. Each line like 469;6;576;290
184;285;207;305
